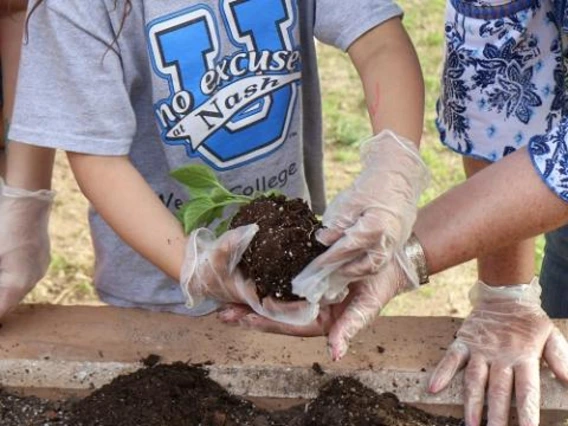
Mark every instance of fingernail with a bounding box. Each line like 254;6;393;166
428;368;452;394
428;377;442;394
330;341;348;361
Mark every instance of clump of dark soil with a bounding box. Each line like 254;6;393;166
141;353;161;367
301;376;464;426
0;363;468;426
230;194;327;301
66;362;268;426
0;388;70;425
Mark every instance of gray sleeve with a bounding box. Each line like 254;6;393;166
9;2;136;155
313;0;403;51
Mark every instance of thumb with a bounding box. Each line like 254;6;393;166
218;224;259;273
316;227;343;247
543;327;568;384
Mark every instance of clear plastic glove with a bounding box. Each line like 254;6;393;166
219;249;419;360
180;225;319;326
0;179;54;318
293;129;429;304
429;278;568;426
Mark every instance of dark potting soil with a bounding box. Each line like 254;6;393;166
299;376;464;426
0;363;467;426
66;362;269;426
229;194;327;301
0;388;71;425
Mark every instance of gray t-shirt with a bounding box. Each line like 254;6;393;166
10;0;402;315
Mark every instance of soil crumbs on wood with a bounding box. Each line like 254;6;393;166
230;194;327;301
0;363;467;426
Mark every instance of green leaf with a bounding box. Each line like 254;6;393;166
210;187;234;204
170;163;258;235
181;197;225;234
170;164;224;198
176;202;190;223
214;217;233;237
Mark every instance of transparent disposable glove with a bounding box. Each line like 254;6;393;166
0;179;54;318
429;278;568;426
180;225;319;326
219;249;419;360
293;129;429;304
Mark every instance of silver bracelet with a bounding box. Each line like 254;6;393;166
404;233;429;285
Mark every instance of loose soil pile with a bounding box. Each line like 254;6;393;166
300;376;464;426
0;362;466;426
230;194;327;301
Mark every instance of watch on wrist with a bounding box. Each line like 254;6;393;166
404;233;429;285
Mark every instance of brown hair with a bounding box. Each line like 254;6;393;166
26;0;132;54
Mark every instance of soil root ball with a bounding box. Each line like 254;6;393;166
229;194;327;301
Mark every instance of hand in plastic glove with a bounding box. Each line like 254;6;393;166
0;179;54;318
180;225;319;326
293;129;429;304
219;249;419;360
429;278;568;426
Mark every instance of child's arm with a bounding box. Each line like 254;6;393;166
6;143;54;189
67;153;318;323
293;17;429;302
0;6;27;176
66;153;187;281
0;5;55;319
348;17;424;144
0;0;27;16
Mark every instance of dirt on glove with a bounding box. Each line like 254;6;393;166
229;194;327;301
0;362;468;426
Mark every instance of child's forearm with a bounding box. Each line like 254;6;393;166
348;17;424;144
1;9;27;180
6;142;55;190
414;148;568;275
0;144;5;178
0;0;27;16
67;153;186;281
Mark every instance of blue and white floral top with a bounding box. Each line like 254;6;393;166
438;0;568;201
530;0;568;201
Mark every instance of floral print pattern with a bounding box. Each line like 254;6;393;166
530;119;568;201
525;0;568;202
437;0;564;161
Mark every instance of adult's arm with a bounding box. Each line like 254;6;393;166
414;147;568;274
415;147;568;425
